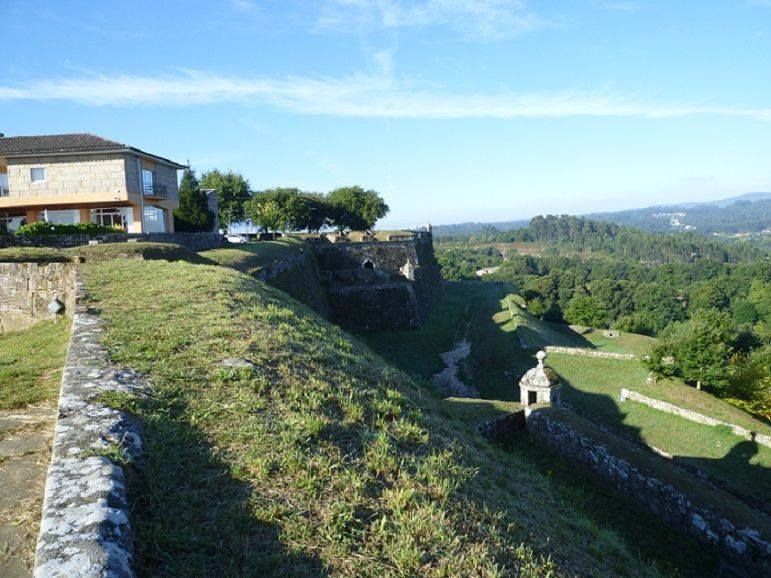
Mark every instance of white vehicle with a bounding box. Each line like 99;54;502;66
226;234;248;244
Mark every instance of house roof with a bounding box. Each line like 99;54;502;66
0;133;186;168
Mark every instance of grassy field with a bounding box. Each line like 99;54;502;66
200;238;306;275
580;329;655;357
82;259;663;577
0;320;71;410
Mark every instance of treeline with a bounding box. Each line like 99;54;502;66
589;198;771;234
173;168;388;233
438;215;760;263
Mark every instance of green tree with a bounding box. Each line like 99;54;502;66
328;186;389;231
246;198;287;239
173;168;214;232
647;308;737;390
200;170;251;230
564;296;607;329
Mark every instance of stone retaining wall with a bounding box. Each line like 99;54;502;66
619;388;771;449
525;407;771;575
0;262;78;333
476;411;525;442
34;274;144;578
0;232;222;252
543;346;636;360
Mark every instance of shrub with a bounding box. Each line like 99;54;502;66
15;221;125;236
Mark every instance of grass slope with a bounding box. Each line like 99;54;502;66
0;320;71;410
83;260;660;577
200;238;306;275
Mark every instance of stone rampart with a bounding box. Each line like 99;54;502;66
543;346;636;360
34;275;144;577
0;232;222;252
0;262;78;333
619;389;771;449
313;233;443;331
476;411;525;443
525;407;771;575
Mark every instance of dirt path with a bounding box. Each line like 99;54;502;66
0;402;56;578
432;340;480;398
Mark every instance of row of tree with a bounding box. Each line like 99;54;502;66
173;168;389;234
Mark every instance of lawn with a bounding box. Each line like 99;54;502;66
547;353;771;504
81;259;662;577
581;329;655;357
199;238;306;276
0;320;71;410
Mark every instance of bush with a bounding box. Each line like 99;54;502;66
15;221;125;236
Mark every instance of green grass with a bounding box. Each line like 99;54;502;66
547;353;771;504
0;320;71;410
82;259;661;577
507;302;590;350
200;238;305;275
441;397;520;425
581;329;655;357
0;247;71;262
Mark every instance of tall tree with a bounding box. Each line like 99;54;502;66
245;196;287;239
173;168;214;232
328;186;389;231
200;170;251;230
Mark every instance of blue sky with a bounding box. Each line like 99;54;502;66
1;1;770;228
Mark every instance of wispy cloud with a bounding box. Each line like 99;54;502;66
1;70;770;121
318;0;545;40
593;1;641;12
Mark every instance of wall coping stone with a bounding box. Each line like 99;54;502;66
34;272;144;578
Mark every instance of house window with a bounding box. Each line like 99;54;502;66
44;209;80;225
31;167;46;182
142;169;155;194
90;207;133;230
143;206;166;232
0;173;8;196
0;212;26;233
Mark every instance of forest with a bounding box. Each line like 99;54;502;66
435;215;771;418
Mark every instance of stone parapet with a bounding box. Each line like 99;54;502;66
0;232;222;252
0;262;77;333
525;407;771;575
34;277;144;577
543;346;636;360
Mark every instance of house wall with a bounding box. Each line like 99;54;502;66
5;154;128;200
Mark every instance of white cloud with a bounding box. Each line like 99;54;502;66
1;70;770;121
319;0;545;39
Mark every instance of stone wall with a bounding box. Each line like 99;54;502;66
313;233;443;331
35;285;144;577
525;407;771;575
0;232;223;252
6;154;127;199
619;388;771;449
543;346;636;360
0;262;78;333
476;410;525;442
256;250;329;317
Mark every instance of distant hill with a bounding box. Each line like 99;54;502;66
432;193;771;237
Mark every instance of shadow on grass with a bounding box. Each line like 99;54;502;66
127;395;329;578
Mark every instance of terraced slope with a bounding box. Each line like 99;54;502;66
83;259;660;577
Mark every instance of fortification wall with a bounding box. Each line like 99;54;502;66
525;407;771;575
0;262;78;333
256;250;329;317
313;233;443;331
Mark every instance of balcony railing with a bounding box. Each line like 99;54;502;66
143;183;168;198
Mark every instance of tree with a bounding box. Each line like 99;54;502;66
564;296;607;329
246;198;287;239
200;170;251;230
328;186;389;231
173;168;214;232
647;308;737;390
